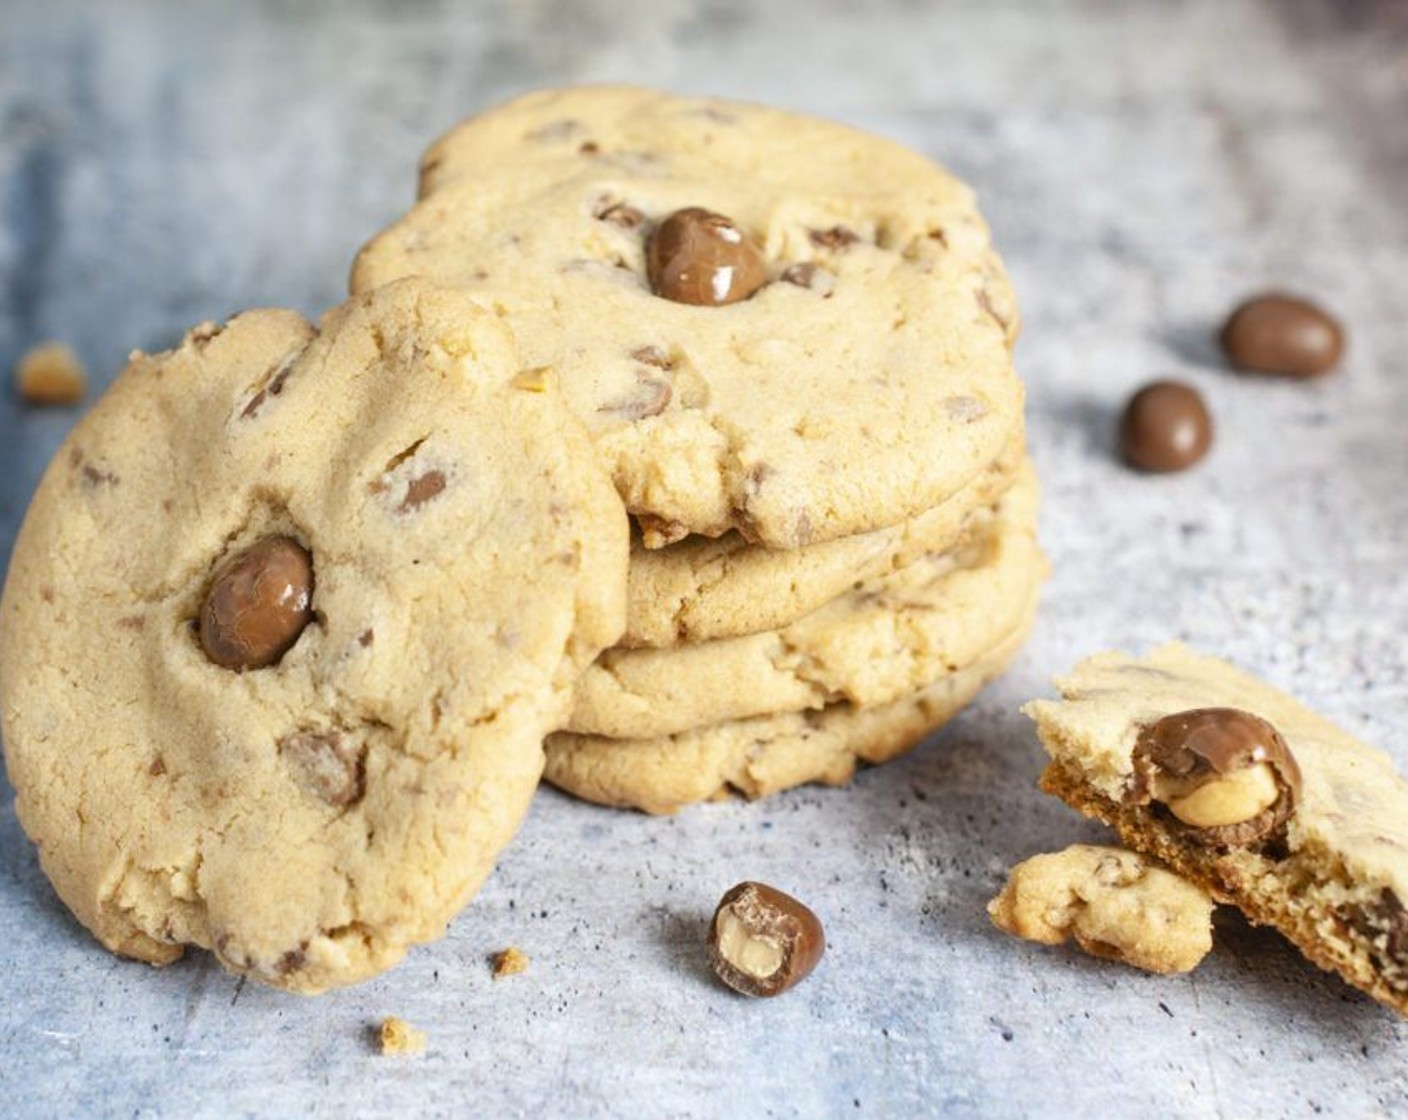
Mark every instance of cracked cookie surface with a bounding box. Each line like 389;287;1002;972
1027;644;1408;1016
567;463;1042;739
351;85;1023;548
0;279;628;993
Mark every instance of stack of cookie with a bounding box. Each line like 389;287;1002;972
0;85;1042;994
353;86;1045;813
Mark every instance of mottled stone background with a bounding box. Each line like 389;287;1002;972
2;1;1406;1116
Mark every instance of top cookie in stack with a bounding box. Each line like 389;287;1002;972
353;86;1039;810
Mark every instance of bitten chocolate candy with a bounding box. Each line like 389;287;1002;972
1220;294;1344;378
646;207;767;306
1131;707;1302;848
1119;381;1213;473
199;536;314;670
707;881;825;997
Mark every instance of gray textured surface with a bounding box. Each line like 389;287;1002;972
2;1;1407;1116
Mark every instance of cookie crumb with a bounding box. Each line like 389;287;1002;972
15;342;86;405
490;946;529;979
377;1016;426;1056
988;844;1213;974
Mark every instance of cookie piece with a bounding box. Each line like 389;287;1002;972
623;435;1025;647
352;85;1022;548
988;844;1214;974
566;464;1042;739
544;591;1037;814
1027;644;1408;1016
0;279;628;993
15;341;86;405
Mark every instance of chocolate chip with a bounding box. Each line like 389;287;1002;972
808;226;860;250
83;464;117;486
279;729;365;807
1220;294;1344;378
780;262;836;296
630;345;675;370
1340;889;1408;990
397;470;446;513
1130;708;1301;848
199;536;314;670
1119;381;1212;473
646;207;766;306
593;198;645;229
241;352;299;420
708;881;825;997
599;377;672;421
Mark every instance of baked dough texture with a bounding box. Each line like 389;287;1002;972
1028;644;1408;1016
621;437;1025;648
545;587;1038;814
0;279;628;993
567;463;1043;738
988;843;1214;974
351;85;1023;549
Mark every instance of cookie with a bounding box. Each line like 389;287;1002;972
1026;644;1408;1016
622;435;1025;648
544;590;1038;814
987;844;1214;974
351;85;1022;549
566;463;1042;739
0;279;628;993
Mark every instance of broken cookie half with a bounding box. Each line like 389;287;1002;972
1025;643;1408;1016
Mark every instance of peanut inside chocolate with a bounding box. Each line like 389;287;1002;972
1129;707;1302;848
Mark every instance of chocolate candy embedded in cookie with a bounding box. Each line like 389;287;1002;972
352;86;1023;550
1025;644;1408;1018
1119;381;1212;473
1131;707;1301;848
646;207;766;306
1220;294;1344;378
199;536;314;670
708;881;825;997
0;279;628;993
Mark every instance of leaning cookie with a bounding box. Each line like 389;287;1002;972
568;464;1042;739
1027;644;1408;1016
545;595;1037;814
352;85;1022;549
0;279;628;993
988;844;1214;974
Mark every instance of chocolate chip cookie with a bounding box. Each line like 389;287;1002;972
351;85;1023;549
0;279;628;992
1027;644;1408;1016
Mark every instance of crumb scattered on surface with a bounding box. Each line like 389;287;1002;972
378;1016;426;1056
15;342;86;405
491;946;529;979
